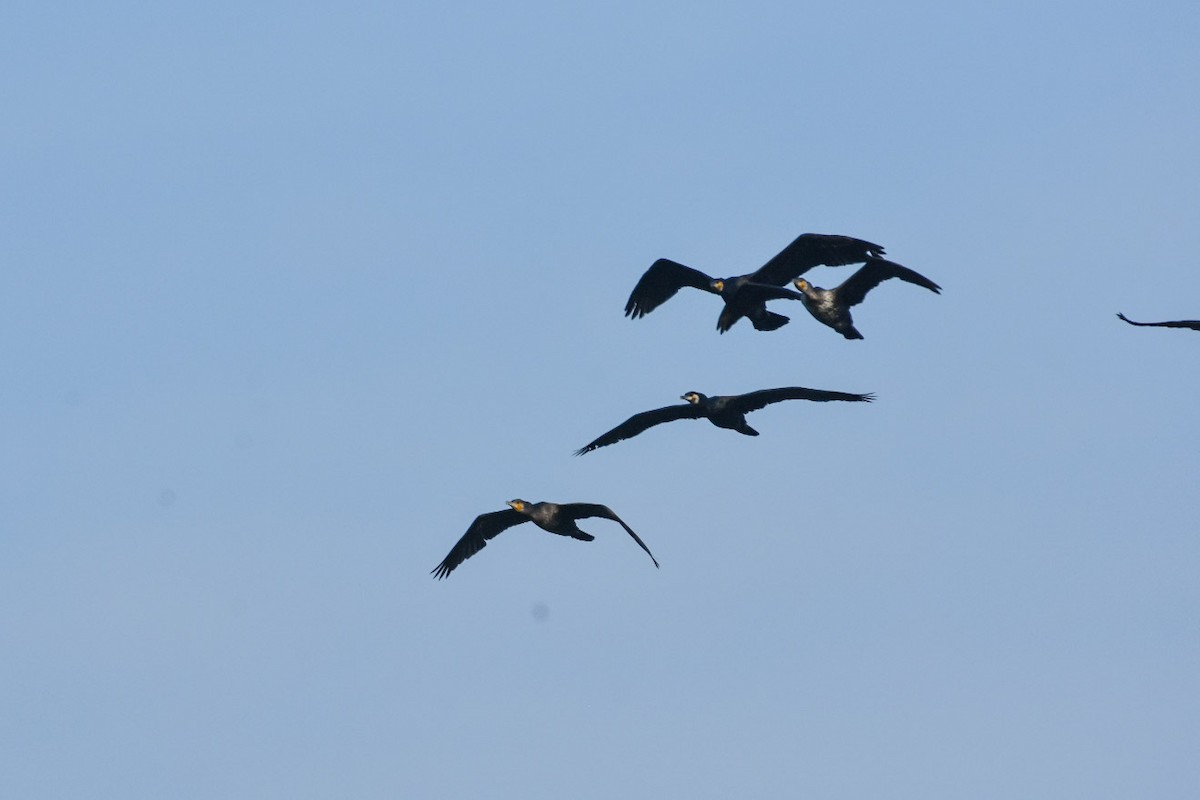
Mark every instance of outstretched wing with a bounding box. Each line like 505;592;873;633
751;233;886;285
728;386;875;413
624;259;718;319
575;403;705;454
431;509;527;579
835;258;942;308
1117;313;1200;330
563;503;659;568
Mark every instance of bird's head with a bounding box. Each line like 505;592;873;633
793;278;810;291
506;499;529;513
681;391;706;405
710;279;725;293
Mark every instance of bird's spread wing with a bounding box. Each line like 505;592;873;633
575;403;705;454
728;386;875;413
624;259;717;319
834;258;941;308
1117;313;1200;330
750;233;886;285
563;503;659;568
431;508;527;579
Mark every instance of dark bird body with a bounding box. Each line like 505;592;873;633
792;257;941;339
1116;313;1200;331
575;386;874;455
624;233;885;333
432;499;658;579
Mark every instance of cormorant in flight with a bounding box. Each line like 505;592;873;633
624;232;885;333
432;499;659;579
575;386;874;455
791;257;941;340
1116;313;1200;331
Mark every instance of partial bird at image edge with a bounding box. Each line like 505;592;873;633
1116;312;1200;331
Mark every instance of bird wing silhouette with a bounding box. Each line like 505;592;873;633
624;259;718;318
834;258;941;308
1116;313;1200;330
431;508;527;579
575;403;705;454
751;233;886;285
728;386;875;413
563;503;659;568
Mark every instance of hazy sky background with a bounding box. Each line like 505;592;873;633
3;1;1199;797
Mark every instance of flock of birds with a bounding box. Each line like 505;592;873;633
432;232;940;579
432;232;1197;580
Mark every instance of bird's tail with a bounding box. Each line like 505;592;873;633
750;310;790;331
737;423;760;437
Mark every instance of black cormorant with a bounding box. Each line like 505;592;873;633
1116;313;1200;331
791;257;941;340
624;233;885;333
575;386;874;454
432;499;659;579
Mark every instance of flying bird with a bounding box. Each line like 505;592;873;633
624;232;885;333
575;386;874;455
792;257;941;339
1116;313;1200;331
432;499;659;579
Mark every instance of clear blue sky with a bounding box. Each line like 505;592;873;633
3;1;1199;797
